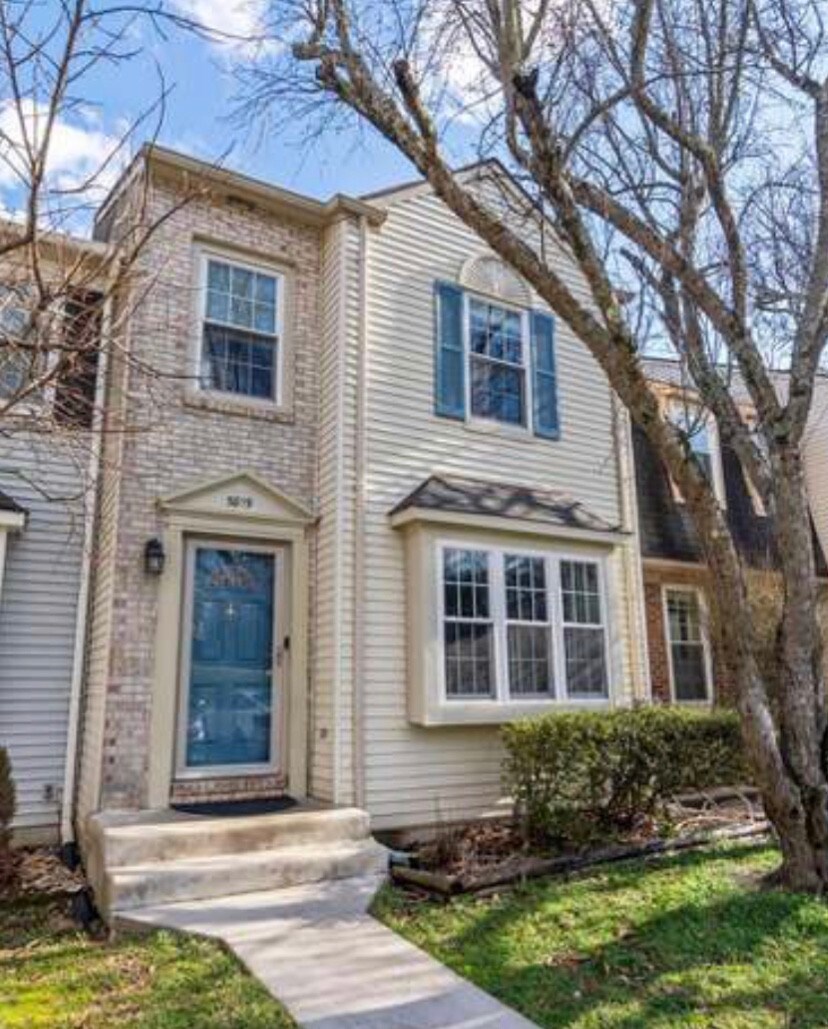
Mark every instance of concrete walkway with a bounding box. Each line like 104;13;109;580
118;874;538;1028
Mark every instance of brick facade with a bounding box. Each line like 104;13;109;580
92;177;324;810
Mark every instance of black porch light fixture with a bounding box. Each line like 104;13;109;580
144;537;165;576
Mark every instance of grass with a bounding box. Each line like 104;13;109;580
0;895;296;1028
375;842;828;1028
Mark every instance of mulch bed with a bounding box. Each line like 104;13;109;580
391;788;770;896
1;847;86;902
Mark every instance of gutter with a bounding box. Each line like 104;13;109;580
60;280;114;843
352;214;369;808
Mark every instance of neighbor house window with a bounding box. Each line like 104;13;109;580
664;397;725;504
0;285;32;399
664;586;711;702
200;255;281;402
440;544;609;703
468;298;526;426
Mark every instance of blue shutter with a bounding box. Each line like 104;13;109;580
531;311;559;439
434;281;465;419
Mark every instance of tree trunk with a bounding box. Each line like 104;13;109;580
706;448;828;893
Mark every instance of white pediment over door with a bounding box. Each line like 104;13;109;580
158;471;315;526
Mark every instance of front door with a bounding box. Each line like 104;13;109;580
178;541;282;775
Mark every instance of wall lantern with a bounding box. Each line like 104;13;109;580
144;537;165;576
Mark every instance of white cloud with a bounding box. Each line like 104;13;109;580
0;100;130;226
169;0;279;58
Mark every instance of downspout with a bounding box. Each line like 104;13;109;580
331;219;349;805
352;214;369;808
60;277;114;844
613;392;651;702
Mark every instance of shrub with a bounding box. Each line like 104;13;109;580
0;747;16;888
503;706;747;847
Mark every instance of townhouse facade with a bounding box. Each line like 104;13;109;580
65;147;647;858
4;145;826;882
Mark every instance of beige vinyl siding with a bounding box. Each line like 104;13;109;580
359;184;645;829
0;435;87;838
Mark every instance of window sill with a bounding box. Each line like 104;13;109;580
183;388;295;424
462;417;539;443
410;696;612;726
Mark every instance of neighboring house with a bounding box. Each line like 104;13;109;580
0;232;105;843
67;144;648;887
633;357;828;705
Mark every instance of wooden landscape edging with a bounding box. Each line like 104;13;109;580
390;821;771;897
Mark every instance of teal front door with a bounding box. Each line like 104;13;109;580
181;544;279;771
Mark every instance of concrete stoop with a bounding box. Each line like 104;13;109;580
85;806;389;920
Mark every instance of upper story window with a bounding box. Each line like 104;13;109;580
469;298;525;425
0;286;32;399
663;396;725;505
440;543;608;704
435;280;559;439
199;255;282;403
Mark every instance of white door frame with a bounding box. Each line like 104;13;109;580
175;537;287;780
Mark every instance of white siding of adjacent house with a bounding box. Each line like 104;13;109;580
352;182;647;830
0;435;87;839
804;378;828;563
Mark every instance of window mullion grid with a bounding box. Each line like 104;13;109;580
462;290;471;424
492;551;509;704
522;309;533;433
550;556;567;701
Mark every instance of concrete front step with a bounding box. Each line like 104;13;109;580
106;837;389;913
91;806;371;868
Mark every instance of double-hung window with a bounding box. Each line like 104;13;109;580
200;255;282;402
560;560;608;697
443;548;496;698
435;281;559;438
0;285;33;399
469;298;526;425
664;587;711;702
440;545;609;704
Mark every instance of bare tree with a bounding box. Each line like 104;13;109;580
0;0;227;508
235;0;828;891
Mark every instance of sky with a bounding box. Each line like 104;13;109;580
0;2;420;233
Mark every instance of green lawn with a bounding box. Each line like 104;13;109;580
375;843;828;1028
0;896;295;1028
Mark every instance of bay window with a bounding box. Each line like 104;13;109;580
439;544;609;704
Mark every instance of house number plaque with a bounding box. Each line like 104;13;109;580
225;493;254;510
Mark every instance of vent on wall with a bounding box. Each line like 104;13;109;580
459;254;533;308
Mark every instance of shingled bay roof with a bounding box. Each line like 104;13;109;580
0;488;25;515
390;474;623;535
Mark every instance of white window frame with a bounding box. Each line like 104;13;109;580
662;584;714;705
504;553;555;700
195;248;285;409
462;290;534;435
436;540;611;707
